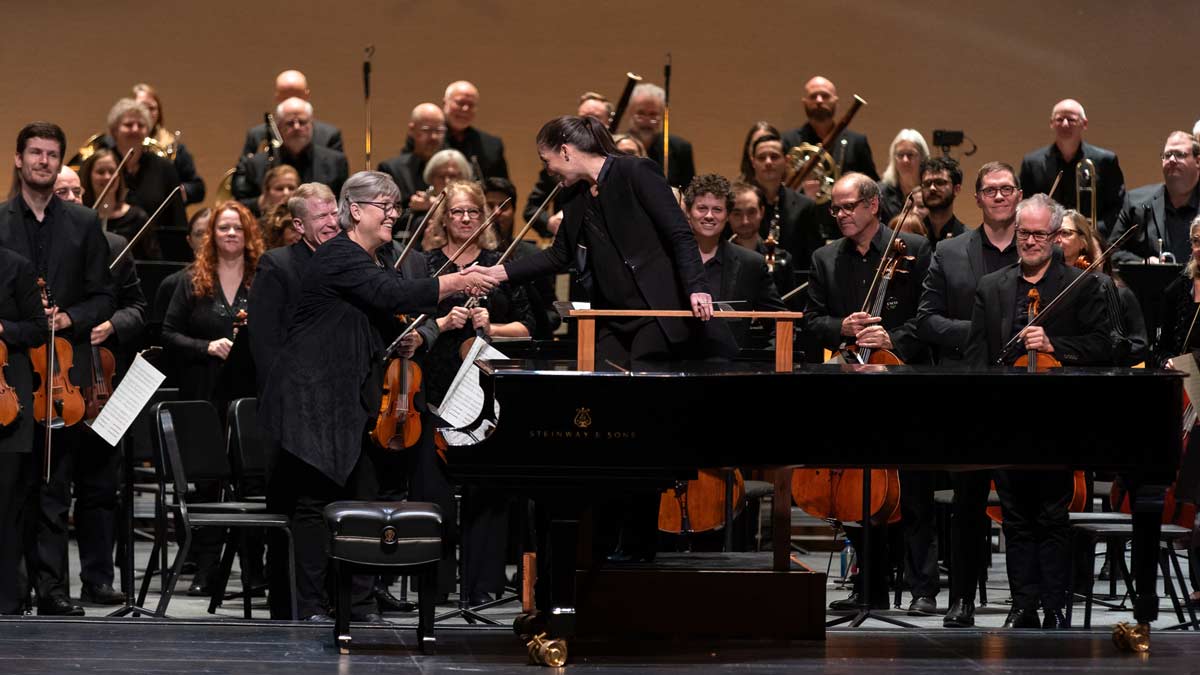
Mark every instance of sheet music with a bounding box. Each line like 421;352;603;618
87;353;167;447
431;339;506;429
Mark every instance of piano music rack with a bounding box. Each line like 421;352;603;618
567;309;805;372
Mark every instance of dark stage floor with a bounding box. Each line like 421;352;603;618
0;618;1195;674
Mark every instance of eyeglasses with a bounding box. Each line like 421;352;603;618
1015;228;1054;242
829;198;866;216
979;185;1018;198
54;187;83;199
448;207;482;219
921;178;951;190
281;118;311;128
416;125;447;135
1052;115;1083;126
357;201;399;214
1162;150;1196;162
632;112;661;124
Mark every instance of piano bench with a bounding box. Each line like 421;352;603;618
324;501;442;655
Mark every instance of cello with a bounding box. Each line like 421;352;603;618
658;470;747;535
0;341;20;426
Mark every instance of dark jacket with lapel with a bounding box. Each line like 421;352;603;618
917;227;989;365
714;240;786;347
232;144;349;205
0;249;46;454
242;119;343;157
248;241;315;393
377;152;428;210
783;125;878;180
447;126;508;181
1019;141;1125;237
1110;182;1189;265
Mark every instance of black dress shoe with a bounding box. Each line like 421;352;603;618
305;613;334;623
943;599;976;628
1042;607;1070;630
38;595;85;616
1003;607;1041;629
374;585;416;613
468;592;494;607
829;592;888;611
186;580;210;597
907;596;937;616
80;583;125;605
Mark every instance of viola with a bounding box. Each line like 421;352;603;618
29;279;85;428
83;345;115;422
1012;288;1063;371
372;356;423;451
658;469;746;535
0;341;20;427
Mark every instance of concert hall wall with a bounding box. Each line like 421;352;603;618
6;0;1196;227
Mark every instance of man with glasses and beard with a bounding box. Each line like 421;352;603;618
966;194;1111;630
919;156;967;245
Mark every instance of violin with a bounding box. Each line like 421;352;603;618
0;341;20;427
372;354;423;451
658;469;746;535
1012;288;1063;371
83;345;115;422
29;279;85;428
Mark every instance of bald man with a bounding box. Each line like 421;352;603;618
233;98;349;210
378;103;447;214
783;76;879;182
441;80;508;180
624;82;696;189
1018;98;1125;237
241;69;344;158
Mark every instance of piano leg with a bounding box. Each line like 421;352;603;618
1114;476;1167;653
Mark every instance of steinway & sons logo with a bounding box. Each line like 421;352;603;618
573;407;592;428
527;406;636;440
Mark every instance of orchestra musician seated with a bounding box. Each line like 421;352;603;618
79;148;154;259
256;165;300;220
442;80;508;180
877;129;930;225
105;98;188;247
233;98;349;207
624;82;695;188
746;133;823;270
132;83;205;205
728;181;797;300
1154;216;1200;365
783;76;878;180
483;177;560;339
966;194;1112;630
241;69;343;157
919;156;967;246
378;103;447;218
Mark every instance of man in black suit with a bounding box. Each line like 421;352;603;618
378;103;446;218
248;183;340;396
746;134;824;268
966;194;1111;630
1019;99;1125;238
685;174;786;349
443;80;508;181
241;70;343;157
233;98;349;207
1110;131;1200;265
783;76;878;181
805;172;931;612
916;160;1022;626
624;82;696;188
0;123;115;616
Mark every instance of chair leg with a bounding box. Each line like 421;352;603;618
1159;546;1186;624
1084;536;1097;629
138;538;160;608
1168;546;1198;629
978;517;989;606
208;527;238;615
418;567;436;654
334;560;352;655
156;524;192;617
284;528;298;621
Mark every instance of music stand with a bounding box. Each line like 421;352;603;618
1118;262;1183;350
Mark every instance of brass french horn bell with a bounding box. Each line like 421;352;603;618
1112;621;1150;653
786;142;839;204
526;632;568;668
142;128;179;161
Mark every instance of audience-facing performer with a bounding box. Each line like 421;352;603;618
728;181;797;299
241;69;343;157
624;83;696;188
79;149;155;259
1111;130;1200;265
877;129;930;224
379;103;447;213
783;76;878;181
443;80;508;180
132;82;206;205
233;98;349;206
746;133;823;269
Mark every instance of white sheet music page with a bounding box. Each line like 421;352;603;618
431;339;507;430
87;353;167;446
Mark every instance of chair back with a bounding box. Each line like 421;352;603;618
226;397;267;498
130;387;179;463
153;400;231;484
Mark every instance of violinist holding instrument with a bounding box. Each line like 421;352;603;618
0;123;116;617
966;194;1112;630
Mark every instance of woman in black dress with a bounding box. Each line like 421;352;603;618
0;249;46;614
80;148;155;259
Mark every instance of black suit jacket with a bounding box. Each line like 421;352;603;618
447;126;508;180
714;241;786;347
805;224;931;363
505;155;721;348
522;168;587;239
377;151;429;209
232;144;349;204
1019;141;1125;237
248;241;314;393
783;124;878;180
965;262;1111;368
1109;182;1198;265
917;227;991;365
242;119;343;157
0;248;46;454
0;197;115;385
765;185;823;270
645;133;697;189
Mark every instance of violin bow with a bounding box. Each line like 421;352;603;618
90;148;136;210
394;189;447;271
110;186;182;271
500;183;561;262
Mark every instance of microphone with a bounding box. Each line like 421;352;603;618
363;44;374;99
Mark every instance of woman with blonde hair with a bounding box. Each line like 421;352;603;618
878;129;930;223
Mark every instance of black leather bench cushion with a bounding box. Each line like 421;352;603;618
324;501;442;567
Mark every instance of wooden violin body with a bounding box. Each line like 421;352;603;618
0;341;20;426
373;357;423;450
791;468;901;525
30;336;85;428
83;346;115;422
658;469;746;534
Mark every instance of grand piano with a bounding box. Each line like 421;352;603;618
442;357;1184;648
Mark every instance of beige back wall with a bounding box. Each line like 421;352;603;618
5;0;1197;227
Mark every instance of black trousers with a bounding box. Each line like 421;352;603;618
462;489;509;599
0;453;32;614
35;426;119;598
949;470;992;604
845;523;889;605
266;448;378;619
595;319;672;370
995;469;1073;612
406;418;456;596
899;470;939;599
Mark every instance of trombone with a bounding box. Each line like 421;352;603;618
1076;158;1098;235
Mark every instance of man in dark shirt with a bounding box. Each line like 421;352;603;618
915;160;1020;627
624;82;696;188
804;172;931;613
443;80;508;181
0;123;115;617
747;134;824;270
782;76;878;181
920;156;967;246
241;70;343;157
1018;99;1125;237
966;194;1111;631
729;182;797;300
1110;131;1200;265
378;103;446;223
233;98;349;206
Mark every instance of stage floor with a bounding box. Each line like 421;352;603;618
0;618;1194;674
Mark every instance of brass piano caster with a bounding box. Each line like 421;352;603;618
526;632;568;667
1112;622;1151;653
